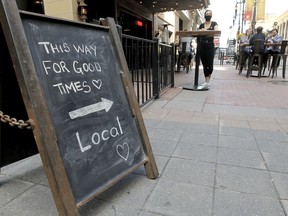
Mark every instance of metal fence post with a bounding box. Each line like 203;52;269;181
153;38;160;99
170;43;175;87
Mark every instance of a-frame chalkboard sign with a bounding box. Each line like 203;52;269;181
0;0;158;215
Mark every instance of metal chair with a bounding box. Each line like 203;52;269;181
268;40;288;78
246;39;264;78
262;53;272;76
238;50;250;75
176;42;191;73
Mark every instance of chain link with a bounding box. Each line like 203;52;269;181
0;111;33;129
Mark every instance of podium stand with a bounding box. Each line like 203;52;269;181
176;30;221;91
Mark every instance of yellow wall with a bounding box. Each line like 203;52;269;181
44;0;80;21
257;0;265;21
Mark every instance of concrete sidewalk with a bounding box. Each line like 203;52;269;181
1;63;288;216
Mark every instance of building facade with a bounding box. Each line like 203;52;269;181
15;0;207;42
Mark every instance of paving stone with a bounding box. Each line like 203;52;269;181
149;139;179;156
218;135;258;151
0;176;34;208
219;126;254;138
147;128;184;142
257;139;288;154
79;199;140;216
143;179;213;216
214;189;285;216
161;157;215;187
173;142;217;163
180;131;218;147
270;172;288;199
281;200;288;216
0;184;57;216
98;174;158;209
253;130;288;142
263;152;288;172
217;148;266;169
216;164;276;197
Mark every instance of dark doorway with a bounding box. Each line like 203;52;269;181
16;0;45;14
85;1;152;40
0;24;38;167
179;18;184;31
85;0;116;23
118;10;152;39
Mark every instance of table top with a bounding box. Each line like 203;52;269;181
264;43;281;46
176;30;221;37
240;43;281;47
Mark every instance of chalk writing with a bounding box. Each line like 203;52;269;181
73;61;101;75
38;42;97;56
69;98;113;119
38;42;70;54
42;60;101;75
52;79;102;95
116;142;129;161
37;41;103;96
72;44;97;56
52;80;91;95
76;116;124;153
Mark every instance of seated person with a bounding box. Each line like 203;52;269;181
176;34;193;71
249;26;265;67
239;29;252;72
263;28;283;68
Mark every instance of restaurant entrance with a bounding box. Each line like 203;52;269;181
16;0;45;14
85;0;153;40
118;10;152;39
0;25;38;168
0;0;46;169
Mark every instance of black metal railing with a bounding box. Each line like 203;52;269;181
122;34;175;107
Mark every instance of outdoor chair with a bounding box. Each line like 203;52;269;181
176;42;191;73
238;50;250;75
262;53;273;76
246;39;265;78
268;40;288;78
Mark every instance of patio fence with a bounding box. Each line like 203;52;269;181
122;34;175;107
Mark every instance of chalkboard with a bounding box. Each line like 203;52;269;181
21;15;148;204
0;0;158;214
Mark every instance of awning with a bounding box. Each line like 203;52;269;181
135;0;210;13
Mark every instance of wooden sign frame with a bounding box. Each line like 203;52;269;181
0;0;158;215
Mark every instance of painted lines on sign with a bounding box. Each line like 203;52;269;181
69;98;113;119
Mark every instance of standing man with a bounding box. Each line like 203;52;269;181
198;9;218;88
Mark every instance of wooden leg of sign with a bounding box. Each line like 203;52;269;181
119;70;159;179
143;150;159;179
104;17;159;179
137;119;159;179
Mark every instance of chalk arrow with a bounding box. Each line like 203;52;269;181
69;98;113;119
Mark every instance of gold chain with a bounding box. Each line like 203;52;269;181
0;111;33;129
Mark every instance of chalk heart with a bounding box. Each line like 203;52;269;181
92;79;102;89
116;142;129;161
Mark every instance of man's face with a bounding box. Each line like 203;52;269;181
271;30;277;36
